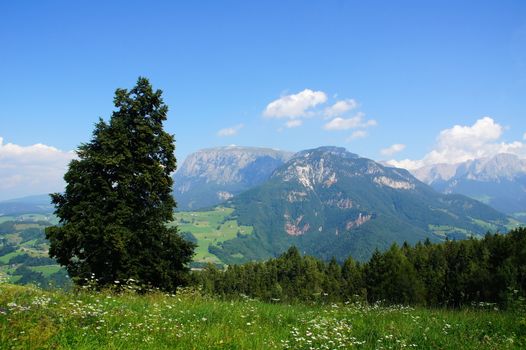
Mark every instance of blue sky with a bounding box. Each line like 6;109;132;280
1;0;525;200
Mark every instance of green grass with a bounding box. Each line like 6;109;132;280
21;238;39;246
0;213;56;224
428;224;472;237
15;213;49;221
29;265;62;277
172;207;253;264
0;283;525;349
0;216;15;224
2;233;22;245
6;275;22;283
506;217;524;230
469;194;492;204
471;218;499;232
0;251;24;264
13;223;41;230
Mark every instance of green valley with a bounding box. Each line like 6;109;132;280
0;214;68;288
171;207;253;265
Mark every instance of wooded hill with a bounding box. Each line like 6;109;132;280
213;147;518;263
195;227;526;307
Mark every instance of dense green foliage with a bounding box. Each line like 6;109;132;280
1;283;525;349
45;78;194;291
196;228;526;307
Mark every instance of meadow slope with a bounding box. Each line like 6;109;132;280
1;283;525;349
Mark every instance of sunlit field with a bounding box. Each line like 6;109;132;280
1;282;525;350
171;207;253;264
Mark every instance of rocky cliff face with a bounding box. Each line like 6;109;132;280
173;146;293;210
415;154;526;183
412;154;526;216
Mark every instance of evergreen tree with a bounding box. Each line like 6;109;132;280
366;244;425;304
45;77;195;291
342;256;365;301
323;257;342;301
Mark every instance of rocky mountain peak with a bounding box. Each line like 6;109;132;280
173;146;293;210
294;146;359;161
414;153;526;184
176;146;293;183
457;153;526;181
410;153;526;215
276;146;416;192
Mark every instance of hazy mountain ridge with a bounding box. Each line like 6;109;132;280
0;195;54;215
173;146;293;210
212;147;513;263
413;153;526;216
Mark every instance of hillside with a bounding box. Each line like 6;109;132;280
0;195;54;216
0;213;68;287
212;147;518;263
171;207;253;266
1;283;524;349
413;153;526;218
173;146;293;210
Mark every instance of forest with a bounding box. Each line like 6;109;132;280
194;227;526;307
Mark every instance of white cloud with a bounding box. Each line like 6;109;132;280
0;137;75;200
523;132;526;140
386;158;424;170
323;112;377;131
386;117;526;170
346;130;368;141
285;120;303;128
435;116;502;152
381;144;406;156
324;117;358;130
263;89;327;119
323;99;358;118
217;124;244;137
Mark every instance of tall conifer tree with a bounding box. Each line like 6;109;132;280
46;77;195;290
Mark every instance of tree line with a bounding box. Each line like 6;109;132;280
194;227;526;307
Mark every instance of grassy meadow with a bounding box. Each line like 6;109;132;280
171;207;252;264
1;282;525;350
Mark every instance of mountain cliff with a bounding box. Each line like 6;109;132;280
173;146;293;210
413;154;526;217
211;147;515;263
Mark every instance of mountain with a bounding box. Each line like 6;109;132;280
209;147;515;263
0;195;54;215
413;154;526;217
173;146;294;210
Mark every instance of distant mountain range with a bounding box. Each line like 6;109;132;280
209;147;516;263
412;153;526;218
0;195;53;216
2;146;523;264
172;146;293;210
